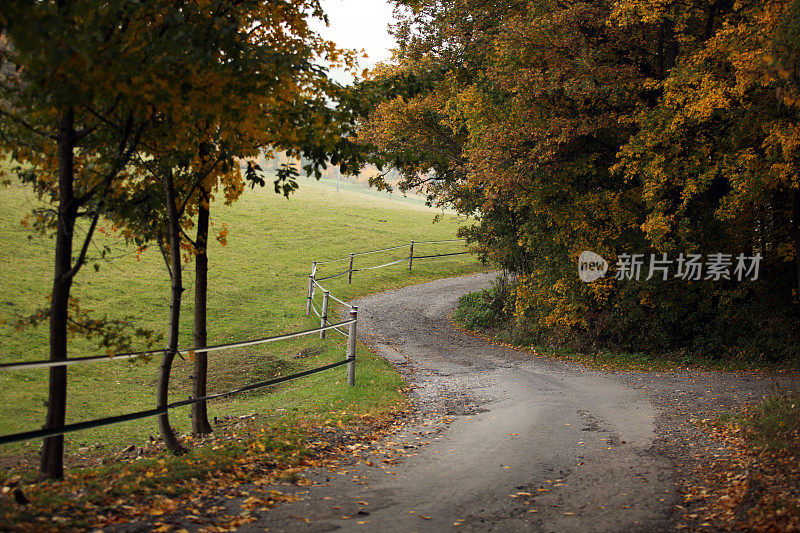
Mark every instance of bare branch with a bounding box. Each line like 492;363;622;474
81;103;124;133
157;235;172;280
0;108;56;140
179;226;197;249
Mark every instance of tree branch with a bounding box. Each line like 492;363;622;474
0;108;56;140
75;115;149;207
179;226;198;249
74;124;98;142
65;211;100;280
177;155;224;215
157;234;173;280
81;102;124;133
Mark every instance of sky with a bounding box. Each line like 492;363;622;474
312;0;398;83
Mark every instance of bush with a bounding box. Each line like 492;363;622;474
452;275;514;331
456;268;800;366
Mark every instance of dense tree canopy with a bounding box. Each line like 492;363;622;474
362;0;800;360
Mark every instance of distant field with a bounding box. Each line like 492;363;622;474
0;176;483;459
310;175;439;210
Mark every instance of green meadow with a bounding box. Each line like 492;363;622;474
0;176;483;459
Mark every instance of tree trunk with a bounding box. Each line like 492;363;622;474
191;187;213;435
39;109;77;480
793;190;800;304
157;169;188;454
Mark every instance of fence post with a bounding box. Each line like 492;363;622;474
306;274;314;316
347;306;357;386
320;290;329;339
348;253;354;284
408;241;414;271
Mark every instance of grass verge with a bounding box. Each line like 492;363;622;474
0;409;411;531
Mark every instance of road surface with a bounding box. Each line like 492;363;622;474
246;272;793;532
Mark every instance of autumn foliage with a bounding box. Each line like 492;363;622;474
362;0;800;362
0;0;363;478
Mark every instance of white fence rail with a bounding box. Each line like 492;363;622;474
306;238;468;316
0;238;469;446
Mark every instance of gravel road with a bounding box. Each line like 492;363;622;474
247;272;798;533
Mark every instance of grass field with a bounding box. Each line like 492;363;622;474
0;176;483;461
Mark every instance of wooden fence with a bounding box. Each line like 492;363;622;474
0;238;468;446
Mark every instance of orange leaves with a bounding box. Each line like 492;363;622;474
680;399;800;531
215;224;229;247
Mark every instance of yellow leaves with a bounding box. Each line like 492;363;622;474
640;213;674;247
610;0;672;26
242;495;265;507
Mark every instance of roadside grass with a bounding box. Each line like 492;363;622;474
1;414;355;531
0;174;483;464
740;392;800;453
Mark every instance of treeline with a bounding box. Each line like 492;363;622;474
359;0;800;361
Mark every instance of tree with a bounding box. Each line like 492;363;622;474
362;0;647;329
0;1;179;479
111;0;363;445
0;0;362;477
362;0;800;360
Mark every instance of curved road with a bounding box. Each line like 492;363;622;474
251;272;795;532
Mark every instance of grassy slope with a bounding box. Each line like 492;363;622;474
0;177;482;458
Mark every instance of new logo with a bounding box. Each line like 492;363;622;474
578;251;608;283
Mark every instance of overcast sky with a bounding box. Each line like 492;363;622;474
312;0;398;83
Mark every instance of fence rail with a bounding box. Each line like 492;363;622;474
0;237;469;448
306;238;468;318
0;320;355;371
0;353;355;446
0;317;358;446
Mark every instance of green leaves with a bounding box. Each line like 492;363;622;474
274;164;300;198
245;161;300;198
245;161;266;190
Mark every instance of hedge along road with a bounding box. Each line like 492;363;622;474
247;272;796;532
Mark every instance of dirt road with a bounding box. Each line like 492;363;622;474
247;272;796;532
